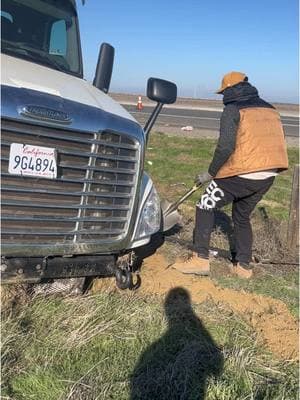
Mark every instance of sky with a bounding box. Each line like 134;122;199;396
77;0;299;103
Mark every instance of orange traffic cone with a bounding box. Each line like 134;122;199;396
136;95;143;111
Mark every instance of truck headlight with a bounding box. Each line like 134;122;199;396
135;186;161;239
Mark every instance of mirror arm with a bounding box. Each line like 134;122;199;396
144;102;163;140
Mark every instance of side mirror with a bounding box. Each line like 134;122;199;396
147;77;177;104
144;78;177;137
93;43;115;93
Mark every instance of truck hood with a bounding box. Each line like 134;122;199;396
1;53;135;122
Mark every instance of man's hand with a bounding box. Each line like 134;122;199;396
194;171;212;187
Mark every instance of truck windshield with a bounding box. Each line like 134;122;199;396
1;0;82;77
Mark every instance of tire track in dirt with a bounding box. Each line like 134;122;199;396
139;254;298;361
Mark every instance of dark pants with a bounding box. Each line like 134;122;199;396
194;176;274;266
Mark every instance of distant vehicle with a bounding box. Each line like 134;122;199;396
1;0;177;289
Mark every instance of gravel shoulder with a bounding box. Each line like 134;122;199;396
152;125;299;147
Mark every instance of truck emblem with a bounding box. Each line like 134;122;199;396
20;105;72;124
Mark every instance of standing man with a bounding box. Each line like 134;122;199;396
173;72;288;279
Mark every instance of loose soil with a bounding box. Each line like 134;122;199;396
139;254;298;361
92;252;298;361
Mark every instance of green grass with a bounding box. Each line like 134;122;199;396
146;133;299;219
1;291;298;400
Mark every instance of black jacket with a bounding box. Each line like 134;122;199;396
208;82;275;177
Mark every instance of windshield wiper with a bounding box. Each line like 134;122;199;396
17;43;67;73
2;40;67;73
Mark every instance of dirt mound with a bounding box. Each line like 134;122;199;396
138;254;298;361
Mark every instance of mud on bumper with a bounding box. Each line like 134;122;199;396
1;255;116;284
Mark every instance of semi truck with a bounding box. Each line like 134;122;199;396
1;0;177;290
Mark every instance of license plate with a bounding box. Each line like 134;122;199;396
8;143;57;179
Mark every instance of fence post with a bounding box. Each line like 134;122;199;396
287;165;299;253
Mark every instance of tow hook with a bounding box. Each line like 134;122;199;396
115;253;141;291
115;268;132;290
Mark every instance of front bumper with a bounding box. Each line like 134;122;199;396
1;254;117;284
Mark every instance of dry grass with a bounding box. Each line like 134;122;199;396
1;291;298;399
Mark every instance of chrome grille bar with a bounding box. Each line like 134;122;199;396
2;215;128;222
3;229;125;236
3;122;138;149
1;142;137;161
1;173;135;186
3;186;131;198
3;200;130;210
2;157;136;174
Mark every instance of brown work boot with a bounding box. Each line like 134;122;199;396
232;263;253;279
172;255;210;276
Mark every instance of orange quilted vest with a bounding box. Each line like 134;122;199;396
216;107;288;179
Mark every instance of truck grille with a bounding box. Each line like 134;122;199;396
1;119;140;246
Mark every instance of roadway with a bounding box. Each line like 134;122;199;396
124;105;299;138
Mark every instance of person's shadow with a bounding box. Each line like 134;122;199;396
130;287;224;400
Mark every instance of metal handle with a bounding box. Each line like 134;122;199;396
164;184;201;216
